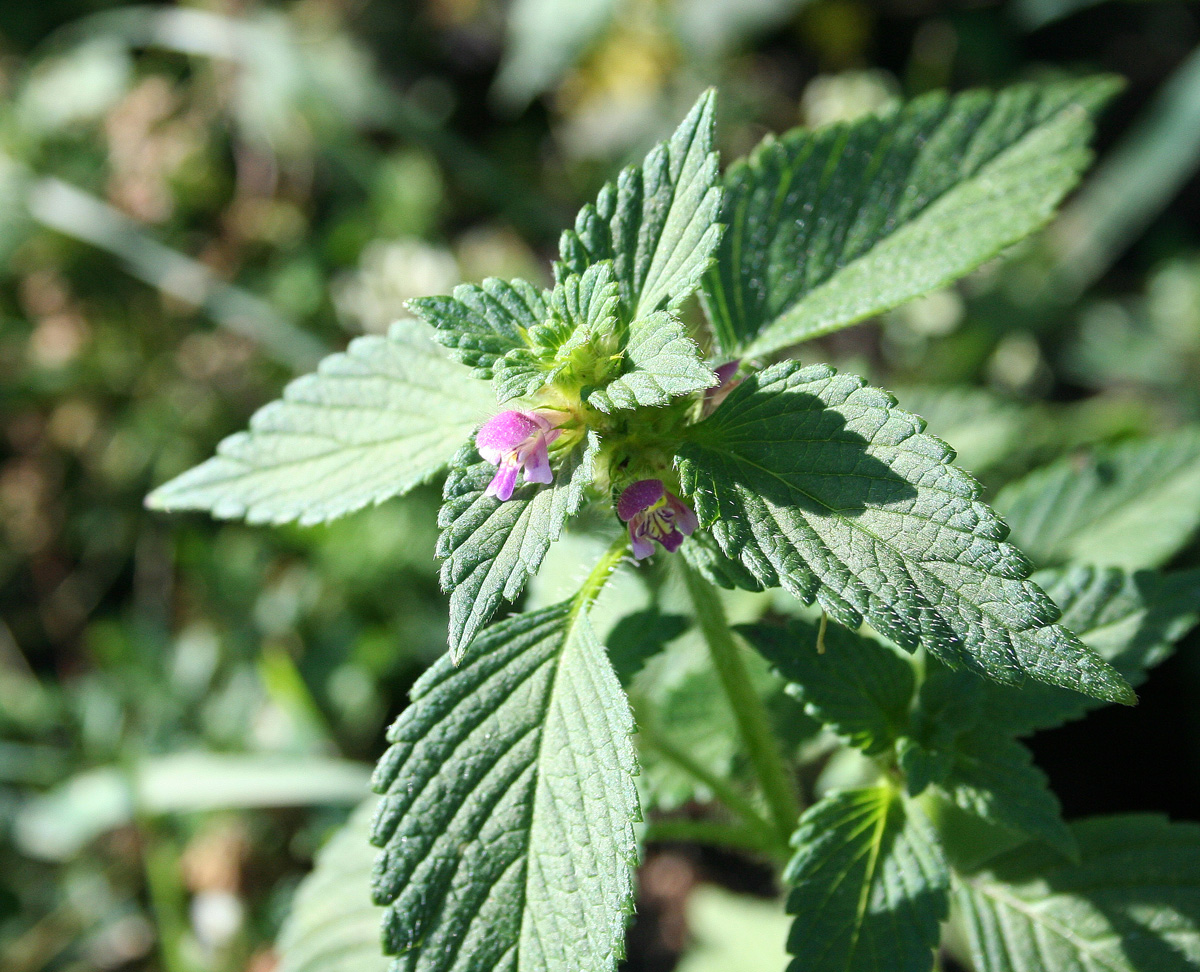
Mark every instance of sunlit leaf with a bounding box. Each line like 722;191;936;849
371;601;639;972
147;320;491;526
705;79;1116;357
678;361;1133;703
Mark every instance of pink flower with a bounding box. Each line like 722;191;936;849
475;410;562;501
617;479;699;560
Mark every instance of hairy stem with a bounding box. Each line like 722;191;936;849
681;561;801;846
574;533;632;617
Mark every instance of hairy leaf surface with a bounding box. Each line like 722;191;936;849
738;618;914;755
705;79;1115;357
681;529;767;592
585;311;715;412
678;361;1133;703
994;431;1200;569
147;320;492;526
784;786;949;972
371;602;639;972
954;815;1200;972
557;90;723;320
438;435;598;660
409;277;547;374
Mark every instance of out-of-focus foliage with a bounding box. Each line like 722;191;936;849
3;1;1200;971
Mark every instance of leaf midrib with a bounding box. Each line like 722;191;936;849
512;600;595;970
964;879;1128;972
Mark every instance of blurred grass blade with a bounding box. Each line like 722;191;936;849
1049;44;1200;300
24;173;326;371
15;754;371;860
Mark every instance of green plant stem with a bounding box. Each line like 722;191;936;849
681;561;801;846
574;533;631;617
635;717;775;836
643;818;788;863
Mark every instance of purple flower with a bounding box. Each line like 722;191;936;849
617;479;699;560
476;410;562;501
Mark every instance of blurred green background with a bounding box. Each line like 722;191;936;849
3;1;1200;970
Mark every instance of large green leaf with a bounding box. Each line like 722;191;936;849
953;815;1200;972
784;786;949;972
371;601;639;972
147;320;492;526
681;529;767;592
704;79;1115;358
437;435;598;661
677;361;1133;704
938;730;1075;857
557;89;723;321
276;799;387;972
972;565;1200;735
737;617;914;756
994;431;1200;570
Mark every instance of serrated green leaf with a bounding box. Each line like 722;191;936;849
970;565;1200;735
584;311;715;412
784;786;949;972
953;815;1200;972
409;277;547;375
606;607;691;685
677;361;1133;704
892;385;1029;474
557;90;723;320
896;738;954;796
704;79;1115;357
371;600;639;972
737;618;914;755
276;799;388;972
146;319;493;526
938;730;1075;857
495;263;622;402
438;434;598;660
994;431;1200;570
681;529;767;592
